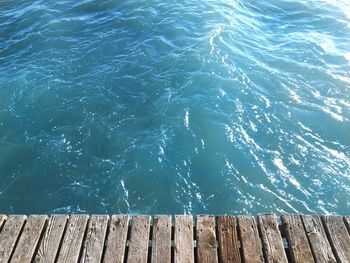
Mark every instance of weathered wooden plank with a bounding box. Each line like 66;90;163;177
217;215;241;263
174;215;194;263
80;215;109;262
151;215;172;263
0;215;27;262
302;215;336;263
322;215;350;263
237;216;264;263
11;215;47;263
196;215;218;263
80;215;109;263
127;215;151;263
258;214;288;263
344;216;350;234
34;215;68;263
0;215;6;230
56;214;89;263
103;215;129;263
281;214;314;263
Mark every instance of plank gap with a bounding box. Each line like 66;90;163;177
320;216;339;261
193;224;198;263
171;225;175;263
123;223;132;263
53;215;70;263
31;216;49;262
343;216;350;235
8;216;28;263
0;215;7;233
147;225;153;263
100;215;111;262
77;215;91;262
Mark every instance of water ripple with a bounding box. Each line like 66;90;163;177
0;0;349;215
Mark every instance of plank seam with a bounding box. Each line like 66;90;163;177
100;216;111;262
30;216;49;262
123;218;132;263
298;214;318;263
193;217;198;263
149;222;153;262
8;215;28;262
77;215;91;262
343;216;350;235
214;219;222;263
53;215;70;263
235;217;245;263
171;222;175;263
256;216;269;262
320;216;339;262
0;215;7;233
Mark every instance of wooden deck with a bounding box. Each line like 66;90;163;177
0;214;349;262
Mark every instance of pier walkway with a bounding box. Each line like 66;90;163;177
0;214;349;262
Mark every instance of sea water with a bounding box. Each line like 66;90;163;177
0;0;349;215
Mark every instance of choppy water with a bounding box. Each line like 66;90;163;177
0;0;350;215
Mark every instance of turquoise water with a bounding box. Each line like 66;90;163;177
0;0;350;215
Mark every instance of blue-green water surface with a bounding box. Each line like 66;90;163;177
1;0;350;214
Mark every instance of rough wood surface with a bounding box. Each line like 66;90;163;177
103;215;129;263
11;215;47;263
0;215;27;262
127;215;151;263
80;215;109;263
0;215;6;229
217;215;241;263
174;215;194;263
196;215;218;263
322;215;350;263
302;215;336;263
151;215;171;263
34;215;68;263
56;214;89;263
344;216;350;234
281;214;314;263
237;216;264;263
258;214;288;263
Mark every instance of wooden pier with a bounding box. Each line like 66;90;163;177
0;214;349;262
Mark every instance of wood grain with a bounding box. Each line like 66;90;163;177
237;216;264;263
11;215;47;263
80;215;109;263
56;214;89;263
0;215;27;262
196;215;218;263
344;216;350;234
34;215;68;263
103;215;129;263
127;215;151;263
174;215;194;263
151;215;172;263
0;215;6;230
217;215;241;263
302;215;336;263
281;214;314;263
258;214;288;263
322;215;350;263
